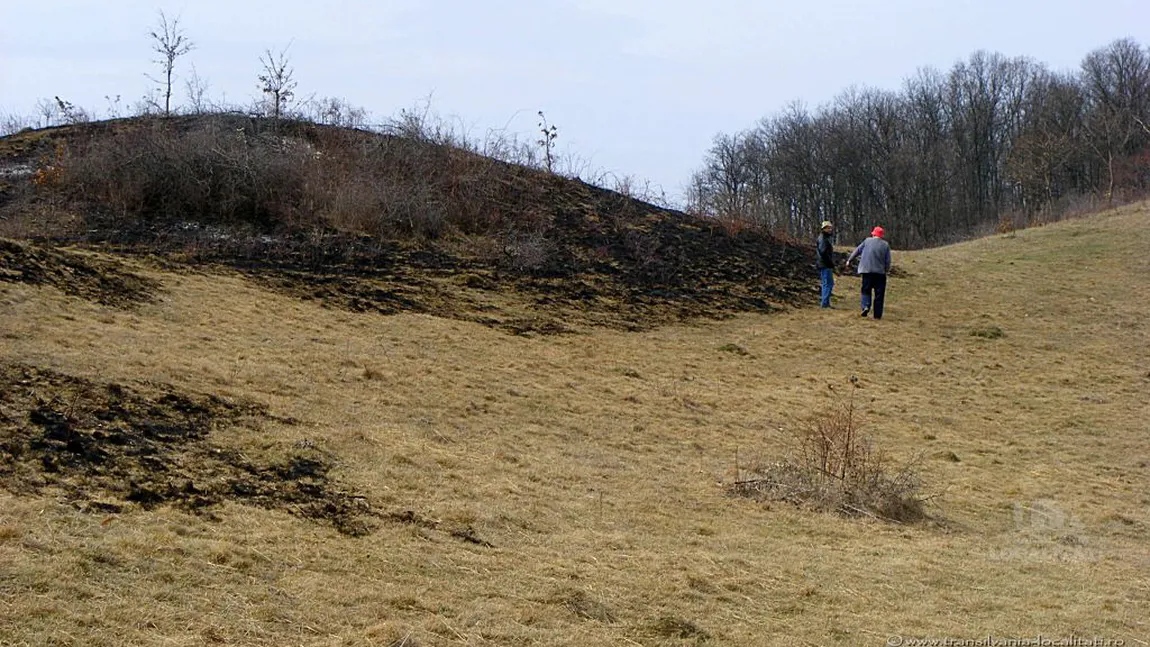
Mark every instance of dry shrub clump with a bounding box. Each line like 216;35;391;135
39;114;554;244
58;119;313;230
731;379;928;522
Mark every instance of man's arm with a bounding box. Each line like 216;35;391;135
846;243;863;265
883;245;891;273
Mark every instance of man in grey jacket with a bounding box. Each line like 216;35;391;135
845;226;892;319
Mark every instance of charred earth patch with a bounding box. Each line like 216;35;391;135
0;363;374;535
0;238;158;308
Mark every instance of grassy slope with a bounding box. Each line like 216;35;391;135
1;203;1148;646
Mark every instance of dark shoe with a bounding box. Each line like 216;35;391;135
860;308;870;317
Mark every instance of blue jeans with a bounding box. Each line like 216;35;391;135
819;268;834;307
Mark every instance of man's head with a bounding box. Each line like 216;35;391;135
821;220;834;233
871;226;885;239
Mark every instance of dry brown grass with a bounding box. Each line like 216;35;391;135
2;203;1150;645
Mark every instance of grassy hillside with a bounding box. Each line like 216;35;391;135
1;116;1148;643
1;187;1148;644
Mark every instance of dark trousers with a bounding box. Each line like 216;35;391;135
861;273;887;319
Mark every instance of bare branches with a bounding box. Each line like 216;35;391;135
259;46;298;124
184;65;211;115
147;11;195;117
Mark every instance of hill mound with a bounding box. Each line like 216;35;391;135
0;115;817;333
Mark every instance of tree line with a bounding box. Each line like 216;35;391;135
687;38;1150;248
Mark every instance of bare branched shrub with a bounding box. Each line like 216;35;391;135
500;228;555;272
622;229;660;269
730;378;929;522
183;66;211;114
609;172;671;208
26;97;89;128
43;112;550;242
0;112;32;136
385;97;466;147
319;174;447;240
480;128;539;167
103;95;125;119
301;96;369;129
996;212;1017;235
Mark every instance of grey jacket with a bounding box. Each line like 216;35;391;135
847;237;891;274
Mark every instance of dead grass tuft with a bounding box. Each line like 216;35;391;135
647;616;711;643
554;589;618;624
0;523;21;541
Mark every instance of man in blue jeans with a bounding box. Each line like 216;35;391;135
816;220;836;308
845;226;892;319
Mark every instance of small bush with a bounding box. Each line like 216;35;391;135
718;343;749;356
730;379;928;522
970;325;1005;339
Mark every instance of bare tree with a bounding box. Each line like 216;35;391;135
1007;70;1088;214
1080;38;1150;203
689;131;759;222
148;11;194;117
259;46;298;123
34;98;58;128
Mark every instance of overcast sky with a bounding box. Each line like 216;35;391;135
2;1;1148;203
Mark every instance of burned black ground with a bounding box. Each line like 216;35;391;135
0;238;158;308
0;362;377;535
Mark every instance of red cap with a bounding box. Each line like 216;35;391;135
872;226;885;238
